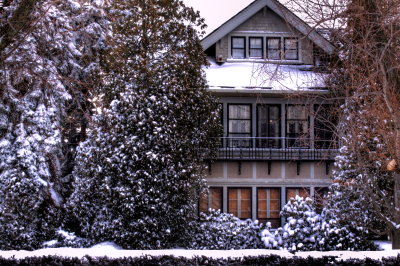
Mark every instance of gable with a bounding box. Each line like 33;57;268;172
201;0;334;56
233;8;292;33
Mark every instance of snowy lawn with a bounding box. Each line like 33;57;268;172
0;241;398;261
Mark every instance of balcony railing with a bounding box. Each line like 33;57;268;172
213;137;338;161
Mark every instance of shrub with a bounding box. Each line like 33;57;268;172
42;229;91;248
189;209;264;250
261;196;377;252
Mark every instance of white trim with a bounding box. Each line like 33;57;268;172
201;0;335;55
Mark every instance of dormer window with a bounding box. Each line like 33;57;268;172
284;38;299;60
267;38;281;60
231;37;246;59
230;36;299;61
249;37;263;59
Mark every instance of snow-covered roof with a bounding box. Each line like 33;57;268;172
204;59;328;94
201;0;335;55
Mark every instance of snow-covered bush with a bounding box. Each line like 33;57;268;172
0;0;109;250
66;0;221;249
189;209;264;250
42;229;91;248
261;196;376;252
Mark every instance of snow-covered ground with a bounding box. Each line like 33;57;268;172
0;241;398;261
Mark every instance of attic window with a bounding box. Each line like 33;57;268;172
267;38;281;60
284;38;299;60
249;37;263;59
231;37;246;59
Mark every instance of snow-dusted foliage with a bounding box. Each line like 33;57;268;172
0;0;109;250
67;0;221;249
261;196;376;252
42;229;91;249
189;209;263;250
327;98;394;236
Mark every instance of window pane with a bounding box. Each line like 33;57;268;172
250;38;262;48
249;49;262;58
228;188;251;219
199;191;208;213
287;105;307;119
229;105;251;119
249;38;263;58
210;187;222;210
257;188;280;228
268;50;280;60
284;50;298;60
269;106;280;119
229;120;251;133
284;38;298;60
232;49;245;59
286;188;310;203
285;38;298;49
199;187;223;213
267;38;281;60
267;38;280;49
232;37;245;48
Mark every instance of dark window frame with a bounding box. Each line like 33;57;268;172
231;36;246;59
283;37;299;60
227;103;252;147
266;37;281;60
249;37;264;59
285;187;310;203
256;104;281;148
314;104;337;149
198;187;223;215
227;187;252;219
285;104;310;148
256;187;281;228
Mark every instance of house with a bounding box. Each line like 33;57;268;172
198;0;337;228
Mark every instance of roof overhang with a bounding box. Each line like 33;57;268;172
201;0;335;55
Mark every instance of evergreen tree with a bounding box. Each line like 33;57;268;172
67;0;221;249
328;97;393;236
0;0;109;249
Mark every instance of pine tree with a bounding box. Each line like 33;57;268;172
0;0;109;249
67;0;221;249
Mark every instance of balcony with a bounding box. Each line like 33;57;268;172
213;137;338;161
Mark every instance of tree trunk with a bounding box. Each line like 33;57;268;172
394;173;400;249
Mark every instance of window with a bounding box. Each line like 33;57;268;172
228;188;252;219
267;38;281;60
257;188;280;228
257;104;281;148
249;37;263;59
284;38;298;60
314;187;329;213
199;187;223;213
228;104;251;147
286;105;309;147
286;187;310;203
314;104;337;148
231;37;246;59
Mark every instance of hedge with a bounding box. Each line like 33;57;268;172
0;255;399;265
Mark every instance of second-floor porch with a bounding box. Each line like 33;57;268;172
213;137;338;161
